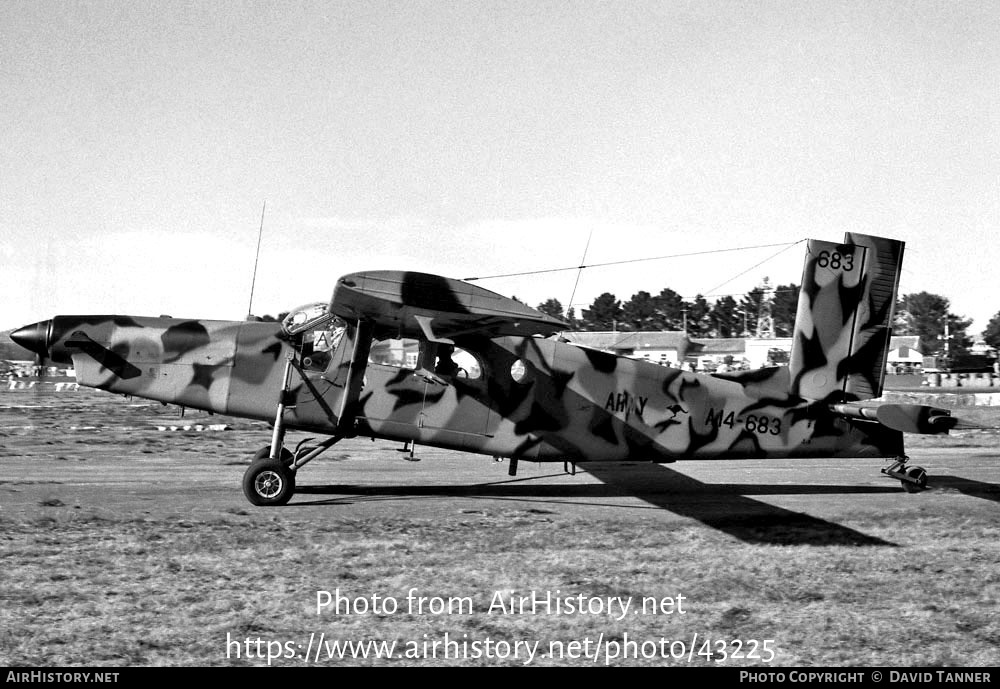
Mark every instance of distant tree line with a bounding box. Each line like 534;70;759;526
986;311;1000;351
894;292;992;359
537;288;999;359
246;312;289;323
537;284;801;339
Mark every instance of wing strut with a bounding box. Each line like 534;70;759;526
336;319;374;435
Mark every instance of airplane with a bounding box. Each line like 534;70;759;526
11;232;963;506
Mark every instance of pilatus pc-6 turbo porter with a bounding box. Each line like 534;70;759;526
12;232;961;506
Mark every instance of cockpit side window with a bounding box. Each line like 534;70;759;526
428;343;483;380
368;340;483;380
369;338;419;369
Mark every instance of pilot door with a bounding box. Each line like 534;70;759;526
353;337;496;449
277;315;356;433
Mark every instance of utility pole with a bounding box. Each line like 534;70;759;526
937;315;952;369
756;277;775;339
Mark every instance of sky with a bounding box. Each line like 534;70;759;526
2;1;998;335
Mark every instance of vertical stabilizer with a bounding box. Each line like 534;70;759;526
789;233;904;402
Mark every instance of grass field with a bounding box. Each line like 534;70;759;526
3;500;998;666
1;385;998;667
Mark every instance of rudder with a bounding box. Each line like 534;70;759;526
789;233;904;402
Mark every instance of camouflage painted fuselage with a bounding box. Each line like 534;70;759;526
342;332;902;462
35;313;901;464
16;232;911;466
37;315;289;419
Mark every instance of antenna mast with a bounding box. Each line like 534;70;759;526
567;229;593;320
247;201;266;319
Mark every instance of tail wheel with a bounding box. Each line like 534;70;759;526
243;459;296;506
901;466;928;493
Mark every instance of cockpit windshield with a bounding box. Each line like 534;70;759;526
282;302;346;372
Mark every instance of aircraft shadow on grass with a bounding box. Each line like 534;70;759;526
927;475;1000;504
293;463;901;547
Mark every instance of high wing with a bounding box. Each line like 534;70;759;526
328;270;568;342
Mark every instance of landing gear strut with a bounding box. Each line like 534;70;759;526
243;354;301;506
881;455;929;493
242;437;344;506
242;317;369;506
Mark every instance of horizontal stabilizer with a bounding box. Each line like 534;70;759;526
831;402;958;435
874;404;958;435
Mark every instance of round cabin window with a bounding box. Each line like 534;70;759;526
510;359;529;383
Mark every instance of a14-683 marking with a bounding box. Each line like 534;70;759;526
704;407;782;435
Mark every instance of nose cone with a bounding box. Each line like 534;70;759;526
10;320;52;359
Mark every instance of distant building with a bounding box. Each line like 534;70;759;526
562;331;796;371
553;331;929;375
561;331;692;367
970;339;996;357
743;337;793;369
887;336;923;371
691;338;749;371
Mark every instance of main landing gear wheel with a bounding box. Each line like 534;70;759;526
243;459;296;506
